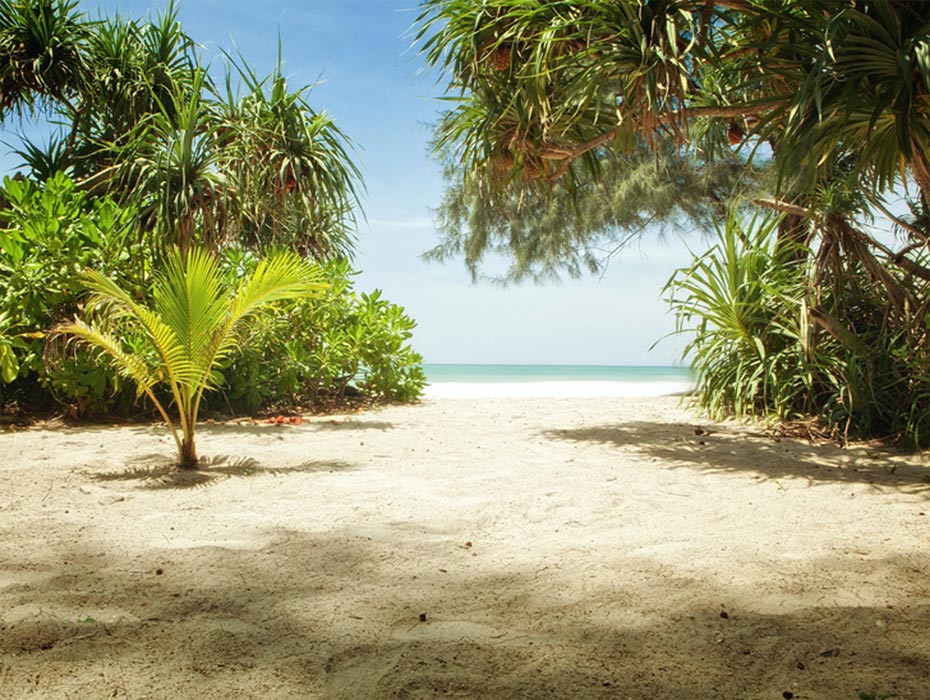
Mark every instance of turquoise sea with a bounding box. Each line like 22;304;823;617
422;364;694;398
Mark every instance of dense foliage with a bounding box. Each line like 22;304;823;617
418;0;930;444
214;257;425;414
0;2;426;425
0;175;425;418
3;0;361;258
666;211;930;445
427;141;755;281
417;1;929;203
0;173;147;413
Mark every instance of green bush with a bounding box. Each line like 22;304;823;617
211;255;425;413
355;288;425;402
0;173;148;414
664;212;832;420
0;174;424;417
665;211;930;446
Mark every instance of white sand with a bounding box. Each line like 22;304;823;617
0;396;928;699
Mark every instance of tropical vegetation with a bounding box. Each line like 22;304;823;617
56;247;324;468
417;0;930;445
212;255;425;414
0;1;425;454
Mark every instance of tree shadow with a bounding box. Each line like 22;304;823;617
1;529;927;699
86;454;355;490
21;414;395;436
309;419;395;432
188;419;396;437
544;420;930;494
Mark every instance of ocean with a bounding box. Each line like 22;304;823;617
422;364;694;399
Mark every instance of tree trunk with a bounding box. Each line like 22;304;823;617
179;436;198;469
776;212;810;262
910;142;930;209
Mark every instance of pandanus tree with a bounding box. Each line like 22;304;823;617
0;0;89;120
85;46;362;260
97;68;224;255
0;0;200;173
215;49;363;259
416;1;786;190
56;247;325;468
415;0;930;310
1;1;363;262
750;1;930;203
414;0;792;277
416;0;930;262
417;0;930;442
69;1;199;176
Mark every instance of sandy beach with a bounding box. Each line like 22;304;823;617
0;396;928;699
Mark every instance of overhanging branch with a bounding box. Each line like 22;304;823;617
544;96;791;183
753;198;809;217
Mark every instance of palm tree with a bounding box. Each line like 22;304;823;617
56;247;325;468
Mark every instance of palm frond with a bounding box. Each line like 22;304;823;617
58;246;323;468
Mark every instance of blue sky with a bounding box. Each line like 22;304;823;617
47;0;699;365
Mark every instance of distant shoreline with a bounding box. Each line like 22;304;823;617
422;363;694;398
422;381;694;399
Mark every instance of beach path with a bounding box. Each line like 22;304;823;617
0;397;927;699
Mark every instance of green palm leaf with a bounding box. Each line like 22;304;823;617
56;246;323;468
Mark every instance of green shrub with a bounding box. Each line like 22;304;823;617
0;174;424;418
211;255;425;413
665;211;930;446
354;289;425;402
666;212;822;420
0;173;148;414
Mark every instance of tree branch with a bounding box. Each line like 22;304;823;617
544;96;791;183
866;191;928;241
753;198;809;217
810;305;872;356
707;0;759;11
891;255;930;282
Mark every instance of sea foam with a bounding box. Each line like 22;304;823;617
422;379;693;399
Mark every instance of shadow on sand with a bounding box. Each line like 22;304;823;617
86;454;355;490
544;420;930;495
152;418;398;437
1;527;927;698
